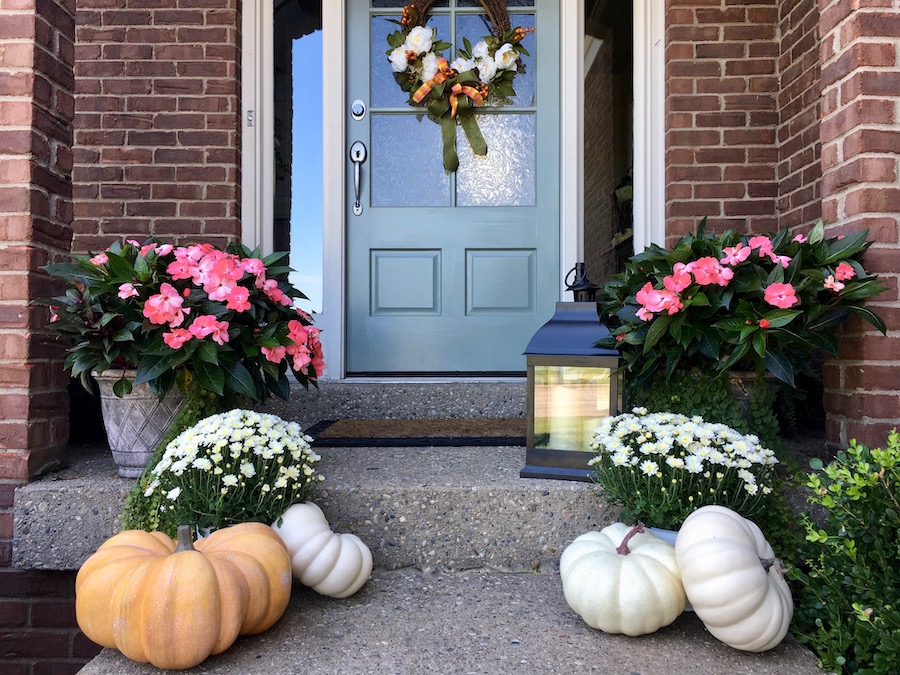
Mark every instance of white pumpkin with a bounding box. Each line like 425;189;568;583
675;505;793;652
272;502;373;598
559;523;686;636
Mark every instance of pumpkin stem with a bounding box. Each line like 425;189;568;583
174;525;195;553
615;523;645;555
759;556;786;575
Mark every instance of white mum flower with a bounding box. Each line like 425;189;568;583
639;460;659;476
223;474;238;487
166;487;181;500
738;468;755;483
240;462;256;478
612;451;631;467
685;456;704;474
665;456;685;469
192;457;213;471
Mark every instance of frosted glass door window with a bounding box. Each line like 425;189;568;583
456;113;535;206
371;115;452;207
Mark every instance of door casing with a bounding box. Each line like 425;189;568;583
240;0;665;379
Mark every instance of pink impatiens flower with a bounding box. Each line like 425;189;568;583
89;253;108;266
823;275;845;292
663;262;692;293
748;235;774;258
636;307;655;322
835;262;856;281
720;243;752;266
769;253;792;269
162;328;193;349
636;282;683;316
166;258;194;281
261;346;287;364
240;257;267;277
763;282;800;309
258;278;292;306
143;283;187;326
792;233;808;243
188;315;230;345
117;282;140;299
225;286;251;312
686;257;734;287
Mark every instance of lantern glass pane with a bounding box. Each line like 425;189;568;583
532;364;612;452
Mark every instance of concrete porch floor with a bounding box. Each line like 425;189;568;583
13;381;824;673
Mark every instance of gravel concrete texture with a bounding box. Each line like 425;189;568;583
14;444;612;572
262;380;527;427
78;568;821;675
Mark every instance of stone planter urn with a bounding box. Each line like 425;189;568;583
93;369;186;478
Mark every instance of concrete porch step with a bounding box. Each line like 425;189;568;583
78;568;822;675
264;380;528;427
13;443;606;572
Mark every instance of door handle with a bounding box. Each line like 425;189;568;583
350;141;367;216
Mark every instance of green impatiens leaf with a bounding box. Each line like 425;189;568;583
194;359;225;396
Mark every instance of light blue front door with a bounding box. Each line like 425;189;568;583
346;0;560;375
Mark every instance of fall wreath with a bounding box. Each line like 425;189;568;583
386;0;533;172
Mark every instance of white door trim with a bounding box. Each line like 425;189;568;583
632;0;666;250
559;0;583;297
240;3;275;254
320;1;347;379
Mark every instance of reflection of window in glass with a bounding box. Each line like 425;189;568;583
582;0;633;283
274;0;323;313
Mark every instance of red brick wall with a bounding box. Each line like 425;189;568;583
0;0;74;519
583;37;617;280
818;0;900;448
664;0;780;245
0;569;100;674
777;0;822;231
72;0;242;255
0;3;99;673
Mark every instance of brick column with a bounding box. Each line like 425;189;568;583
819;1;900;448
0;0;75;564
776;0;822;231
664;0;780;244
73;0;242;255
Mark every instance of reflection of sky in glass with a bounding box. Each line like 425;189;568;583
290;31;323;314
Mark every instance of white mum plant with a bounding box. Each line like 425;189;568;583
589;408;779;530
144;409;323;534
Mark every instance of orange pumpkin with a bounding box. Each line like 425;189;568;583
75;523;292;670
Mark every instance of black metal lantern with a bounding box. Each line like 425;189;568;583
520;264;622;481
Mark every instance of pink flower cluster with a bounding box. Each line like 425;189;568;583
824;261;856;293
261;320;325;378
104;241;324;378
635;234;808;321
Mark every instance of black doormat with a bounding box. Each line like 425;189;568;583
306;418;527;447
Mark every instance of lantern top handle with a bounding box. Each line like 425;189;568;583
565;263;599;303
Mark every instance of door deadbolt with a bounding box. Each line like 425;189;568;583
351;99;366;121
